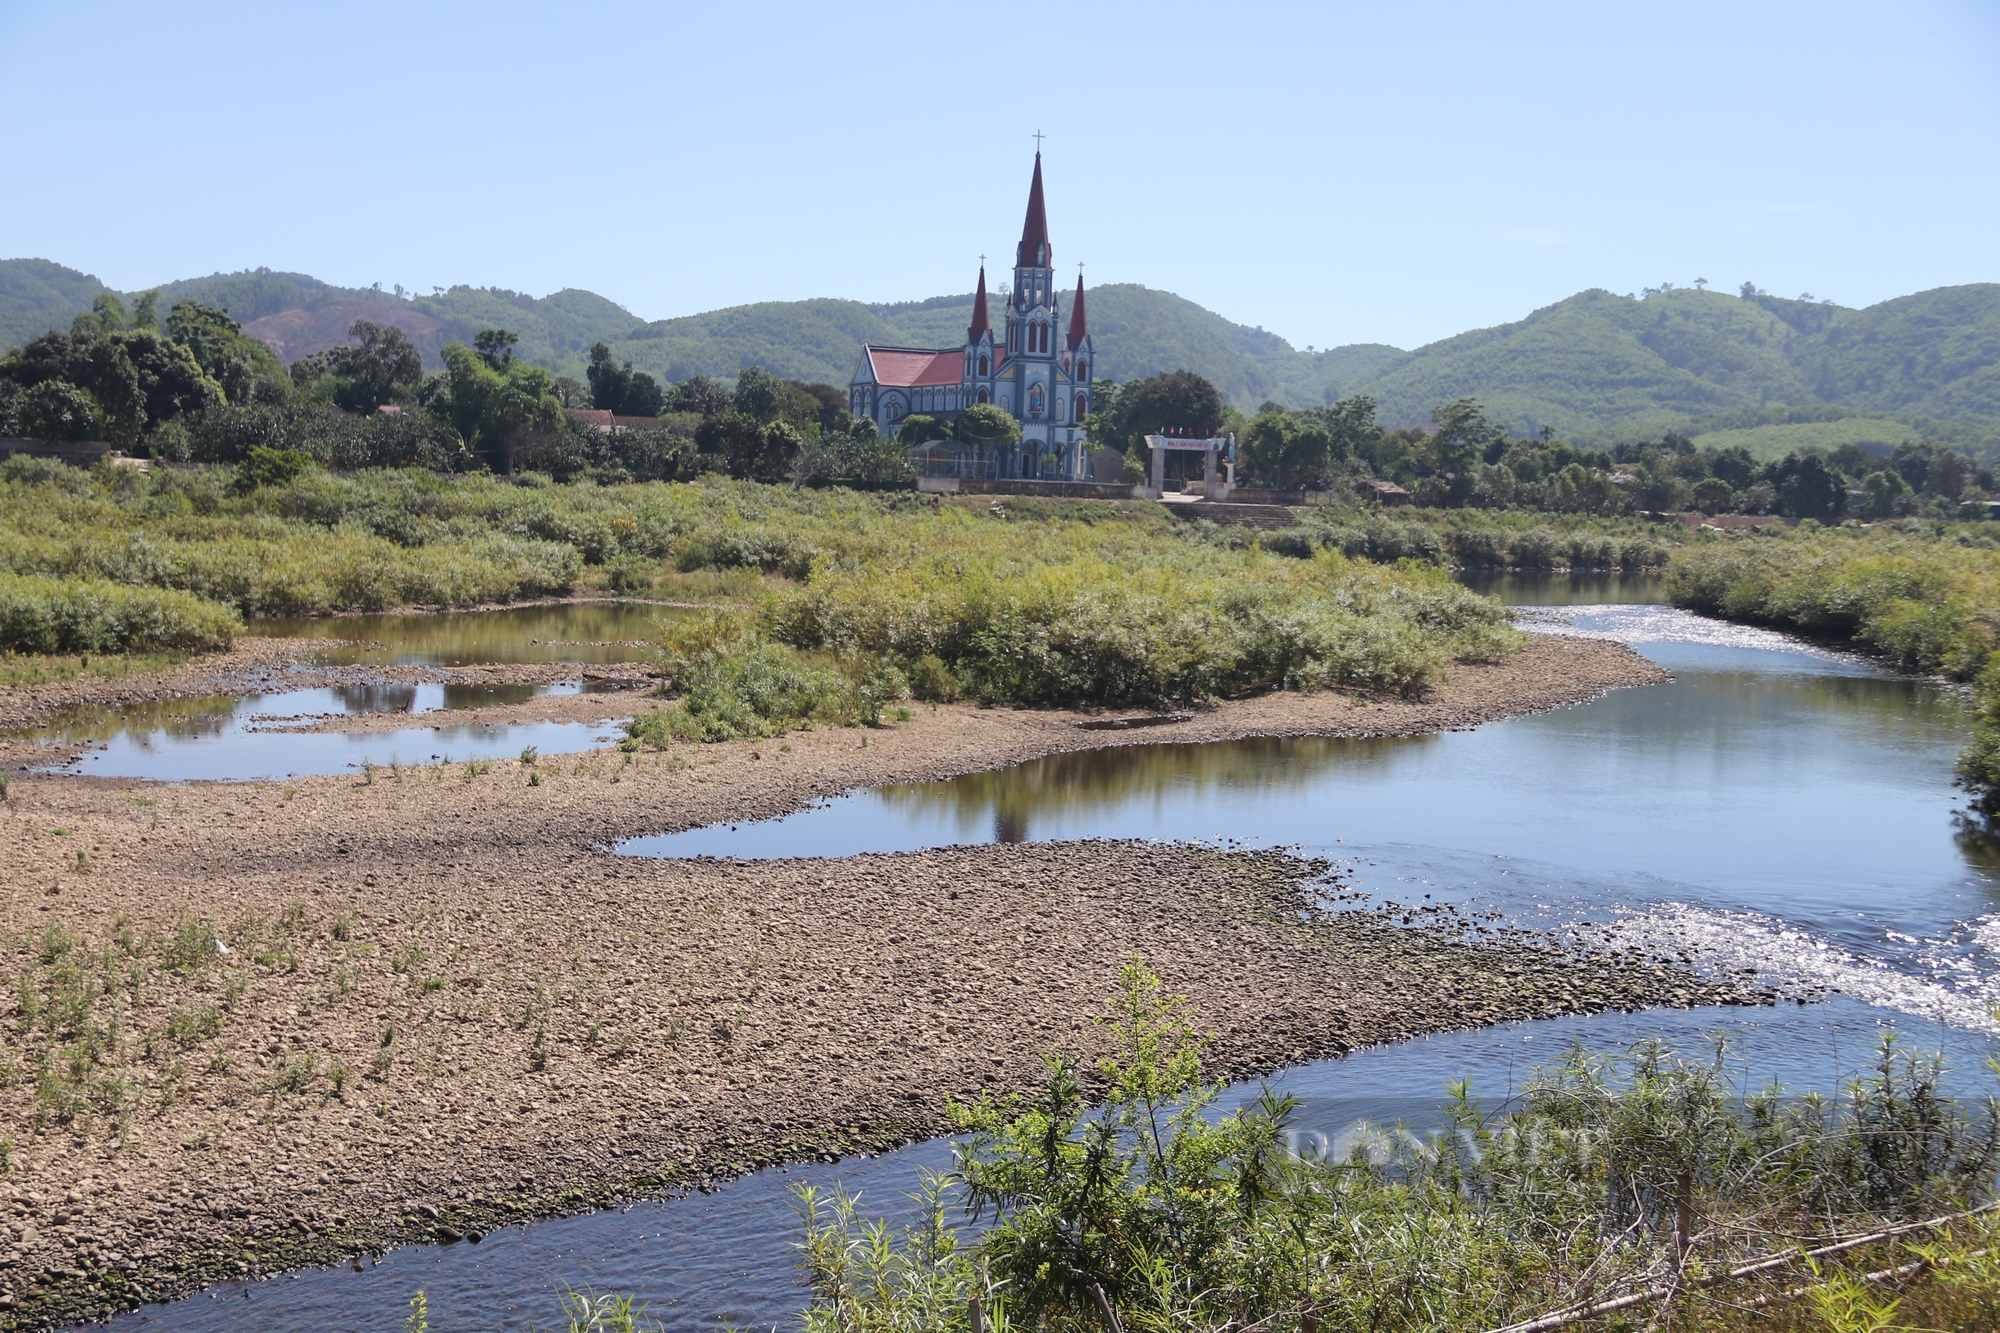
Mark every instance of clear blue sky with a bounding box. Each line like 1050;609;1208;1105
2;0;1995;352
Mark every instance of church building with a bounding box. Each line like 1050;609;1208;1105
848;153;1095;480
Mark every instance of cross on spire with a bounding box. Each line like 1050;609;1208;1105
1032;129;1045;149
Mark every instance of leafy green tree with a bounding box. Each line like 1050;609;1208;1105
896;414;951;447
1634;468;1689;512
165;300;290;405
1691;476;1735;514
731;366;825;430
70;292;128;338
695;410;800;482
473;328;518;370
1767;452;1846;520
1861;467;1915;518
440;342;562;472
732;366;789;423
1121;370;1223;439
130;289;161;331
955;402;1021;449
337;321;424;414
19;380;103;441
1427;399;1500;476
1708;445;1756;488
1;327;219;444
666;375;731;419
1240;407;1333;490
586;343;664;417
788;380;853;433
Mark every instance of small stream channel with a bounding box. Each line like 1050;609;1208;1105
16;601;675;781
93;575;2000;1331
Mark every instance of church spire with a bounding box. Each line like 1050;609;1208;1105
1015;152;1050;269
968;264;990;342
1066;271;1088;348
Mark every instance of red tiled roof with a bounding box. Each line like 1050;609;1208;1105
866;347;963;387
565;408;615;427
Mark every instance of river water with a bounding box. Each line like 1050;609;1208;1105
20;600;671;781
95;574;2000;1331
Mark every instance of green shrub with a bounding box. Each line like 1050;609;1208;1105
639;644;854;743
232;445;314;494
800;959;2000;1333
0;571;238;654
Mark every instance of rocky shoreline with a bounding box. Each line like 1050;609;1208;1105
0;635;1700;1330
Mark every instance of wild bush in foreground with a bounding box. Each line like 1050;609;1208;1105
796;959;1999;1333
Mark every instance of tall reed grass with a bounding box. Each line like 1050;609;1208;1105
0;463;1524;689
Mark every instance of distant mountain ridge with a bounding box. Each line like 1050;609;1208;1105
4;258;1995;456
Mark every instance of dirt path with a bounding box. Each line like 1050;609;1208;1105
0;637;1716;1330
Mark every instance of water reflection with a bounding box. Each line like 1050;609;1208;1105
24;684;628;782
1457;571;1670;606
252;602;680;666
883;733;1443;847
625;605;1997;1022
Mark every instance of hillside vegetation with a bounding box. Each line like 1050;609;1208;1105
5;260;1996;453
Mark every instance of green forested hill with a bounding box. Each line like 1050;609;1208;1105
589;283;1403;408
0;259;111;351
4;256;1995;453
1340;285;2000;453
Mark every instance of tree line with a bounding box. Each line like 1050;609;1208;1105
0;301;921;490
1084;368;1993;520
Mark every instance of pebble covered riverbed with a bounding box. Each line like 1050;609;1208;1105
0;635;1690;1330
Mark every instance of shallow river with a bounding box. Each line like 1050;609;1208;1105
97;574;2000;1331
21;601;670;781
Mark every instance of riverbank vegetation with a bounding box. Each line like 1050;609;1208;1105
1121;385;1994;523
1662;523;2000;824
0;460;1597;699
796;959;2000;1333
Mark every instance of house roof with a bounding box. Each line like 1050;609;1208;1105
865;346;963;388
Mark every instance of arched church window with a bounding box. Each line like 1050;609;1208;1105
978;388;988;404
1076;361;1087;381
1075;391;1087;416
978;355;988;376
1055;396;1066;421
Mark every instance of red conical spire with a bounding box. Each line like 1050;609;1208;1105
1066;271;1088;348
968;264;990;342
1015;152;1050;269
